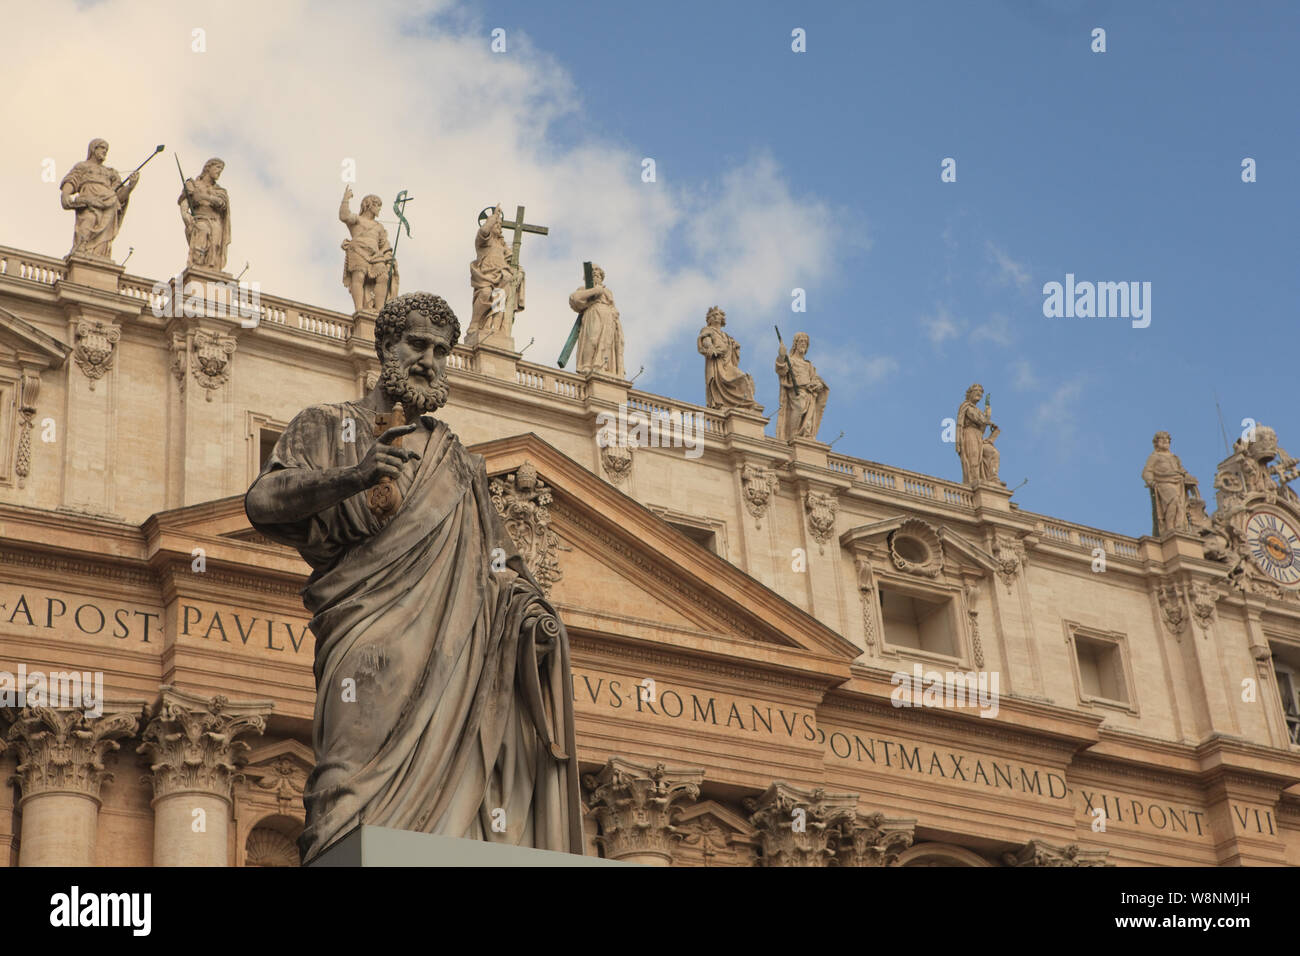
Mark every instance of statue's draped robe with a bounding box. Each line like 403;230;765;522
60;161;127;258
1142;450;1189;533
774;352;827;442
956;400;991;483
247;402;583;864
698;326;758;410
570;286;624;376
469;226;521;334
180;178;232;271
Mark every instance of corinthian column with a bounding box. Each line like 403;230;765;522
583;758;705;865
4;704;143;866
137;686;270;867
744;782;859;867
832;811;916;866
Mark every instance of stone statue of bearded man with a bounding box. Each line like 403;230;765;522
245;291;583;864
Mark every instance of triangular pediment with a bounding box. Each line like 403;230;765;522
0;305;71;368
840;515;999;576
473;433;859;677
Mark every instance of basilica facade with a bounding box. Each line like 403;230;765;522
1;237;1299;867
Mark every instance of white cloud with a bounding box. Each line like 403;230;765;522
970;312;1014;346
0;0;842;376
985;240;1030;291
1032;377;1088;449
1011;359;1039;390
815;346;898;393
923;305;962;345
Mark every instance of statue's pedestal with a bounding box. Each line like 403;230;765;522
63;253;123;293
308;825;629;867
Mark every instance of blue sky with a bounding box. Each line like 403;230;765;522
5;0;1296;540
471;0;1299;536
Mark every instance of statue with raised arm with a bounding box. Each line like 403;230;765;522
60;139;138;259
569;264;624;376
957;383;997;485
468;203;519;336
698;306;761;411
774;331;828;441
244;291;582;865
179;157;231;272
340;186;397;312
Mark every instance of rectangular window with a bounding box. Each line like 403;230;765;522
879;587;955;657
1272;661;1300;745
1065;623;1136;712
259;428;282;470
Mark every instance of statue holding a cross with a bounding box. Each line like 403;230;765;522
468;203;547;342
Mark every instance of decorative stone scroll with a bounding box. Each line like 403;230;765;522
741;463;780;529
804;491;837;554
191;330;237;400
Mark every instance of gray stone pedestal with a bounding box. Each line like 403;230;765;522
309;825;629;867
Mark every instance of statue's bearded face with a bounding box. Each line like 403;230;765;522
91;141;109;162
380;311;452;413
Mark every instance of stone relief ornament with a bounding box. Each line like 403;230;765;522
888;518;944;577
964;583;985;668
489;460;570;597
14;372;39;488
804;491;837;554
191;330;237;400
1157;582;1187;638
600;441;633;485
741;463;780;528
854;556;878;651
992;532;1026;589
1190;581;1219;635
73;318;121;389
1203;424;1300;597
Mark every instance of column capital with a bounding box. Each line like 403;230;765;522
137;686;271;802
583;757;704;864
4;703;145;803
832;811;916;867
1002;838;1111;867
743;781;858;867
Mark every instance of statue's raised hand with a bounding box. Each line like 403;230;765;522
356;423;420;487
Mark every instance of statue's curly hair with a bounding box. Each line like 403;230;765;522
374;292;461;360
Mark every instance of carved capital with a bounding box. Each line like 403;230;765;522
1002;839;1111;867
804;491;837;554
72;318;120;389
832;811;916;867
741;463;780;529
191;330;237;401
743;781;858;867
490;460;570;597
5;704;143;802
137;686;269;801
583;758;704;862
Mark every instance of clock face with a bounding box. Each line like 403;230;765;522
1245;510;1300;588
